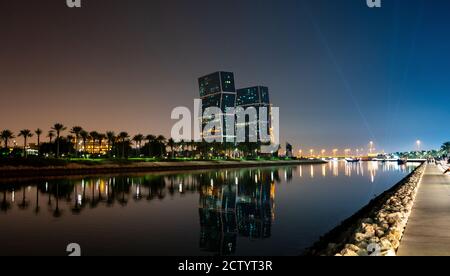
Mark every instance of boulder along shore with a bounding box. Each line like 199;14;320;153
304;164;425;256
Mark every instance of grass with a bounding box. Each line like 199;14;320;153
0;156;300;168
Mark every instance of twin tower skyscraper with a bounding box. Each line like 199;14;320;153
198;71;271;143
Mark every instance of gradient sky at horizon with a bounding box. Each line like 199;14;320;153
0;0;449;153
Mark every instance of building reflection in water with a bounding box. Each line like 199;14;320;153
0;161;420;255
198;170;277;255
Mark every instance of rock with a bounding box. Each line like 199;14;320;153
390;239;400;249
362;224;376;238
379;238;393;251
355;232;366;242
357;249;369;256
368;237;380;244
344;244;360;252
388;229;402;240
340;248;359;256
381;249;396;256
376;230;385;237
357;242;369;251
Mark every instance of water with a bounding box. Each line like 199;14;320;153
0;161;420;256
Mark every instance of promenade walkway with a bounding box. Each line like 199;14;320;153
398;164;450;256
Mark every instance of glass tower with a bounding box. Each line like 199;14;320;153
198;72;237;141
236;86;271;143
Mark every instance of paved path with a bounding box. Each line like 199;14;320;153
398;164;450;256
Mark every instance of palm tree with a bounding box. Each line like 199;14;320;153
98;133;106;156
67;135;75;155
156;135;167;157
89;131;99;155
145;135;156;157
70;126;83;157
0;130;14;149
35;129;42;155
133;134;144;156
51;123;67;158
47;130;55;143
18;129;33;158
118;132;129;159
106;131;116;158
167;138;175;159
442;142;450;155
80;130;89;155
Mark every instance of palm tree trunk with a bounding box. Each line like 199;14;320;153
56;135;60;158
37;135;40;156
23;137;27;158
75;135;79;157
122;139;125;158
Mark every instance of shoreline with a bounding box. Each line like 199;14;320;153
0;159;326;182
303;162;425;256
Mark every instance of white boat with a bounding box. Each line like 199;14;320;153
345;158;360;163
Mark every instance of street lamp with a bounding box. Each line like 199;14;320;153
416;140;421;151
345;149;351;157
333;149;338;157
310;149;314;157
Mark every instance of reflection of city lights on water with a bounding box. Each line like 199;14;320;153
210;179;214;187
77;194;82;205
332;162;339;177
11;190;15;203
235;177;239;186
322;165;326;177
310;165;314;178
345;163;352;177
179;183;183;193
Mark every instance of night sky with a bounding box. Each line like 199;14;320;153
1;0;449;153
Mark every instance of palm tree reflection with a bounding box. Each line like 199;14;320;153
0;167;282;255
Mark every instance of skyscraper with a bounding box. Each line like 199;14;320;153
236;86;271;143
198;72;237;141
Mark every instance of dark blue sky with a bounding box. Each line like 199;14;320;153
0;0;448;153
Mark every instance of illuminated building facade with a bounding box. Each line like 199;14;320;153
77;140;111;155
236;86;271;143
199;71;237;141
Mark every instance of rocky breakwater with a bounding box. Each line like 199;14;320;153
337;165;425;256
305;164;425;256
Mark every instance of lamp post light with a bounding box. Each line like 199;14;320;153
310;149;314;158
333;149;338;157
345;149;351;157
416;140;421;152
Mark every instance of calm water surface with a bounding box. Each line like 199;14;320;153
0;161;420;256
